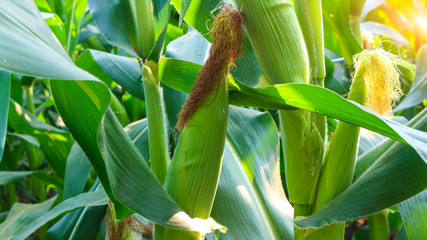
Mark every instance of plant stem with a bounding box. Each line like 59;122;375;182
142;62;170;185
6;183;17;208
368;210;389;240
280;109;323;217
25;84;45;202
25;85;35;115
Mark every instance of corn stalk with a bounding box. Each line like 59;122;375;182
234;0;325;221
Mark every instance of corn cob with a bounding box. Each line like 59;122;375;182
310;48;402;238
154;5;243;239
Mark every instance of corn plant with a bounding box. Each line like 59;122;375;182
0;0;426;240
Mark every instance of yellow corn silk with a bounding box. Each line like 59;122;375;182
353;48;403;116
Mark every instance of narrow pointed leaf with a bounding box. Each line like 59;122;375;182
48;182;106;240
124;119;150;161
64;0;87;54
0;70;10;161
9;190;108;240
179;0;192;26
0;196;57;240
212;106;294;240
7;133;40;147
87;0;138;56
159;58;427;163
0;171;63;190
0;171;33;185
322;0;362;65
395;44;427;112
81;49;145;100
64;143;93;199
397;190;427;239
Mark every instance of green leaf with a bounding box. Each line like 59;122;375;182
47;205;106;240
64;0;88;54
295;109;427;228
398;190;427;240
0;70;10;161
88;49;145;100
7;100;71;177
0;0;130;216
165;28;210;64
152;0;170;37
361;21;411;49
42;12;67;47
48;181;107;240
99;109;218;230
0;196;57;239
0;171;33;185
88;0;168;58
296;144;427;228
64;143;92;199
322;0;363;65
0;1;228;233
179;0;192;26
211;106;293;240
124;119;150;161
7;190;108;240
395;44;427;112
0;171;63;190
171;0;219;42
170;0;263;87
87;0;138;56
75;50;114;87
8;100;65;134
324;56;350;95
147;23;169;63
7;133;40;147
0;1;91;80
159;58;427;163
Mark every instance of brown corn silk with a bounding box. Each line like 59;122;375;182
176;5;243;130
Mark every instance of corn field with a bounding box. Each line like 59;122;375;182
0;0;426;239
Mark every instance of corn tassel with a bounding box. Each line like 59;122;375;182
154;6;243;239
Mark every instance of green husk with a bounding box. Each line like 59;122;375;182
233;0;309;84
154;6;243;239
133;0;156;57
294;0;326;84
234;0;323;218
